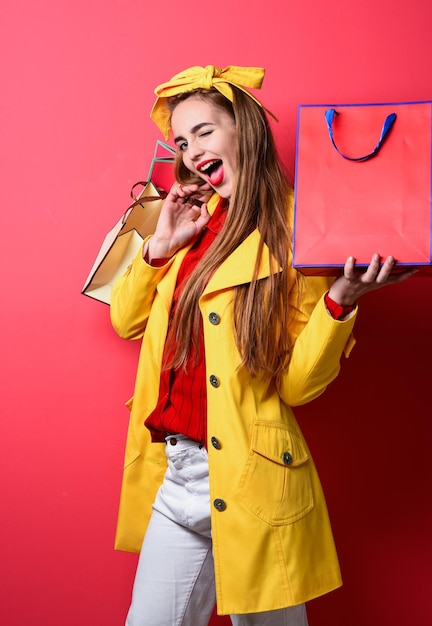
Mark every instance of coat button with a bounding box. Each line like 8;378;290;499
282;451;293;465
209;312;220;325
211;436;222;450
213;498;227;512
209;375;220;388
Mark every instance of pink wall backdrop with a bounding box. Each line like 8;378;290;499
1;1;431;624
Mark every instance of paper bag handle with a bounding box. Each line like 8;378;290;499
130;181;167;202
121;181;166;224
324;108;397;162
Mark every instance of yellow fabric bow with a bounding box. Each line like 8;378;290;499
150;65;276;139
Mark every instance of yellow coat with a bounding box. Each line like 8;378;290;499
110;193;357;615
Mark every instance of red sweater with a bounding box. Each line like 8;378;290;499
145;199;227;445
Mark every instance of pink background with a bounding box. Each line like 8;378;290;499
1;1;431;624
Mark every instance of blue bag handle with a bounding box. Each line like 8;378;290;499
324;108;397;162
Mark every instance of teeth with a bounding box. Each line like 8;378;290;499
200;160;220;173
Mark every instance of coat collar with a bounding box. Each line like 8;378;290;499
203;229;281;296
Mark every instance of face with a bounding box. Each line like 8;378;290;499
171;96;237;199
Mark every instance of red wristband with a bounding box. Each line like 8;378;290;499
324;292;356;320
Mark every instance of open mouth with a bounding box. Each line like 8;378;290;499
198;159;222;175
198;159;224;186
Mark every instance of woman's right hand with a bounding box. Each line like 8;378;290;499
146;183;212;261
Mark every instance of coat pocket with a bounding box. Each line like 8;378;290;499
238;421;314;525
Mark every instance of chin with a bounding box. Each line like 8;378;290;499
213;183;232;199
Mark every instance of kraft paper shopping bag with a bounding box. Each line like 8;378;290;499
81;182;166;304
82;141;176;304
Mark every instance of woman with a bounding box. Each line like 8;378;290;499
110;65;413;626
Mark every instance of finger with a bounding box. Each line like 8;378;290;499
174;182;196;195
361;253;382;282
376;255;395;283
175;183;203;205
178;183;201;195
383;266;418;285
197;182;212;191
392;268;419;282
168;184;187;202
172;189;196;208
343;256;356;280
174;182;213;203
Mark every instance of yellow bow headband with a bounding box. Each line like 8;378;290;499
150;64;277;139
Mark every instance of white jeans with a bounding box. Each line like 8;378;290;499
126;435;308;626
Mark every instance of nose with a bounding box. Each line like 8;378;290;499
188;137;204;161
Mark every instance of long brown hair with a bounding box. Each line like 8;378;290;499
166;87;296;378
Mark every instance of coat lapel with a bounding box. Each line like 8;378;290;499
203;229;281;296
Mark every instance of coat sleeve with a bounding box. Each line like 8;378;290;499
110;239;174;340
277;269;357;407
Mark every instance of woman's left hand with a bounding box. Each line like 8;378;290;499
328;254;418;307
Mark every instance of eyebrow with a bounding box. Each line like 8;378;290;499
174;122;216;145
